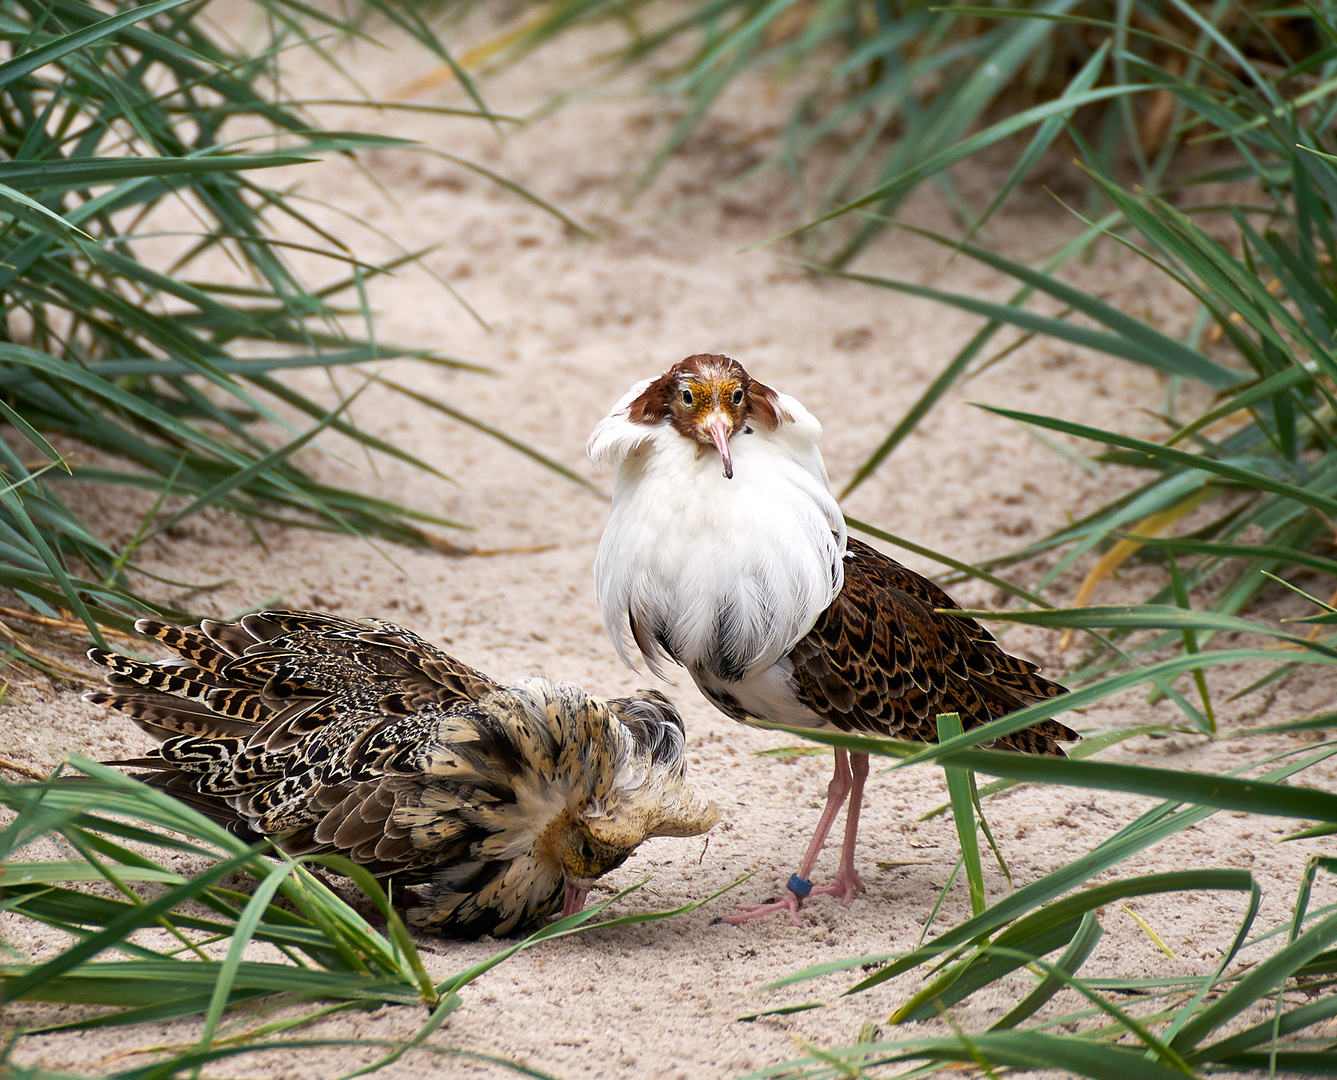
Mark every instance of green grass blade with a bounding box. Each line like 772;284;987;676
947;603;1337;657
810;233;1242;389
886;648;1330;769
978;404;1337;518
379;377;597;491
937;712;985;916
0;0;193;92
1192;992;1337;1063
837;216;1116;499
1162;878;1263;1045
846;518;1050;606
990;910;1104;1030
958;41;1109;247
1;153;314;190
801;84;1144;233
0;848;257;1004
1172;906;1337;1053
148;375;375;536
194;858;309;1058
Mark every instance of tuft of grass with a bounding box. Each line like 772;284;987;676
0;0;587;649
745;720;1337;1079
779;0;1337;723
452;0;1327;263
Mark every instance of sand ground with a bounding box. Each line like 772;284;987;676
2;8;1335;1078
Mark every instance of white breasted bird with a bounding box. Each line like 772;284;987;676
86;610;719;937
589;354;1075;924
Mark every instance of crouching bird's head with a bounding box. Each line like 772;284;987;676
401;680;718;937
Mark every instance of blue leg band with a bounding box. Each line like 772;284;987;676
788;874;813;898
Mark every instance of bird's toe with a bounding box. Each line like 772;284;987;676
810;869;866;906
723;892;805;926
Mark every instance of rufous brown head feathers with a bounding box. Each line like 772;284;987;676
626;354;788;478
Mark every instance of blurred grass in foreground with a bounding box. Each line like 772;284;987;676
0;757;728;1077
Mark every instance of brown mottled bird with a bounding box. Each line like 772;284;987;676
85;610;719;938
589;355;1076;924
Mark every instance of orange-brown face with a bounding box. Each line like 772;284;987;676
627;354;783;479
669;366;749;478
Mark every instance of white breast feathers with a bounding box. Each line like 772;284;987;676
590;389;846;682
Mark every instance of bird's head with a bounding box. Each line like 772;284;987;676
546;817;633;917
551;779;720;917
449;680;718;924
626;354;787;479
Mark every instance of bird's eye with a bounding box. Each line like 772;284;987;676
731;388;744;406
681;388;694;407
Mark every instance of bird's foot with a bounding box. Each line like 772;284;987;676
723;892;804;927
808;868;866;907
723;873;819;926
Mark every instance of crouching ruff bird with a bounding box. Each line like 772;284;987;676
588;354;1077;925
85;610;719;938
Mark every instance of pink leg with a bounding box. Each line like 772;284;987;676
725;749;859;926
808;751;868;904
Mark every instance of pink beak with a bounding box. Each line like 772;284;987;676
706;415;734;479
562;880;591;918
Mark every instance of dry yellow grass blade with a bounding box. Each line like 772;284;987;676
0;619;104;688
394;8;552;98
1119;902;1177;959
0;756;51;781
1057;492;1214;650
0;605;137;641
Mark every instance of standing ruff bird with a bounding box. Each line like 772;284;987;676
589;354;1076;924
85;610;718;938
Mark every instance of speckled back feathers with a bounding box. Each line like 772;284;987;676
786;540;1076;750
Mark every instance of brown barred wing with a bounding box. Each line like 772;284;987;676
88;610;500;745
84;610;505;842
787;540;1077;753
